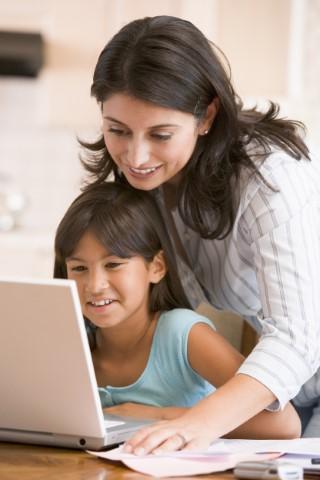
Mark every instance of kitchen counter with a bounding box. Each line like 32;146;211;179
0;228;54;278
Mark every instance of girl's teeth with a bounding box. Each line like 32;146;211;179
91;300;112;306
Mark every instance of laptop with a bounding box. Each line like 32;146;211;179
0;277;151;450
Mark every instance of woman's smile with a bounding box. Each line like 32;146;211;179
102;93;200;190
127;164;163;180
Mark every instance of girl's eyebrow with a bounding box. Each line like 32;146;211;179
65;256;84;262
103;116;179;129
66;253;121;262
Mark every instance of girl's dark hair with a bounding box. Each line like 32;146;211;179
80;15;310;239
54;182;191;319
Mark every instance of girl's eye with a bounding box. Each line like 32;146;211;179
70;265;86;272
105;262;122;269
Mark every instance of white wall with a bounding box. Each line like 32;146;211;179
0;0;318;278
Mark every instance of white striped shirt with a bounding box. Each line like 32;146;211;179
156;147;320;409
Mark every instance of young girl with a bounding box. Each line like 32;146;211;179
54;182;300;443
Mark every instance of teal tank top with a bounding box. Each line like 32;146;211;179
98;308;215;408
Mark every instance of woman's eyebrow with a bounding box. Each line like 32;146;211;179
103;116;180;129
103;116;127;125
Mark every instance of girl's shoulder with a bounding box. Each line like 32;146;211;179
152;309;215;369
157;309;215;336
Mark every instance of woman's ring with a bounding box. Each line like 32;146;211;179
175;433;187;448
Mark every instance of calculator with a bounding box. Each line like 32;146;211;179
234;460;303;480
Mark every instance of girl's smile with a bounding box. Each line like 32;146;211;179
86;297;117;316
65;230;165;330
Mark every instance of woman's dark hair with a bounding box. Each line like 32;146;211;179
54;182;191;320
80;15;310;239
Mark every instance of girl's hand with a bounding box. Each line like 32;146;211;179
123;409;213;455
104;403;188;421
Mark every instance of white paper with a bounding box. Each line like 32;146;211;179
217;438;320;455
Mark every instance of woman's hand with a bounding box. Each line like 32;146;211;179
123;408;214;455
123;375;279;455
104;402;188;421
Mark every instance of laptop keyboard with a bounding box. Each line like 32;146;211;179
104;419;125;428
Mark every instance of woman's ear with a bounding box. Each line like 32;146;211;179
149;250;167;284
199;97;219;135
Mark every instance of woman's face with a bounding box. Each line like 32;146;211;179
101;93;203;190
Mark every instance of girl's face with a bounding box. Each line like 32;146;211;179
102;93;203;190
65;231;165;329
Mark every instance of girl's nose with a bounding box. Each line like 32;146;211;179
86;269;109;293
126;138;150;167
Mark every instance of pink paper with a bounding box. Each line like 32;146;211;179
87;448;280;477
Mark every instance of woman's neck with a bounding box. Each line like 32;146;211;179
163;182;179;210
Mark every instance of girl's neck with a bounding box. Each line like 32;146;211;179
95;311;160;361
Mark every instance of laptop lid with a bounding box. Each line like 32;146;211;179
0;277;147;450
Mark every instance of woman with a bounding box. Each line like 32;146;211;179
80;15;320;452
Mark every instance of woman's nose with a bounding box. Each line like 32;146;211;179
126;138;150;167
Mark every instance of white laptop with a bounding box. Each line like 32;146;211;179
0;277;151;450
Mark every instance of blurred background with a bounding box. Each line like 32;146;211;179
0;0;319;278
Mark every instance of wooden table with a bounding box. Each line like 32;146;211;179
0;442;235;479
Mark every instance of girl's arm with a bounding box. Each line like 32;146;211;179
188;323;301;439
123;323;300;455
104;403;188;420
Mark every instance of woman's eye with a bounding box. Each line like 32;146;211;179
107;127;128;136
151;133;172;141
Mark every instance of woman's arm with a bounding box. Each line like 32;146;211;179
123;373;298;455
123;323;300;455
237;157;320;411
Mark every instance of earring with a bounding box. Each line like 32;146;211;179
203;129;209;135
